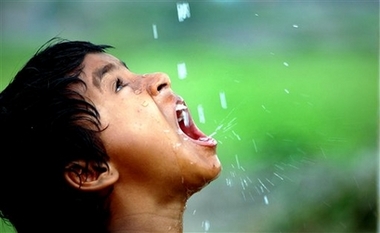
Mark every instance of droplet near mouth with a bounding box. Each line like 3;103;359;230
175;101;217;146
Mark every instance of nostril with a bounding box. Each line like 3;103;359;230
157;83;167;92
147;72;171;95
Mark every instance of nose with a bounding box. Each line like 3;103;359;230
145;72;171;96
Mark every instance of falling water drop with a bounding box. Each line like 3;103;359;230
177;2;191;22
202;220;210;232
235;154;241;170
183;111;190;127
252;139;258;152
197;104;205;123
283;62;289;67
273;172;284;180
219;91;227;109
264;195;269;205
152;24;158;39
177;62;187;79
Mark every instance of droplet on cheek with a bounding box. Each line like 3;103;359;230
173;143;182;150
134;89;142;95
141;101;149;107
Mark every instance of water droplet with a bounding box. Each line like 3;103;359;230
141;101;149;107
173;143;182;149
183;110;190;127
226;178;233;187
152;24;158;39
177;2;191;22
134;89;142;95
219;91;227;109
283;62;289;67
284;88;290;94
232;130;241;140
252;139;258;152
264;195;269;205
197;104;205;123
235;154;241;169
273;172;284;180
202;220;210;232
177;62;187;79
261;105;271;113
293;24;299;28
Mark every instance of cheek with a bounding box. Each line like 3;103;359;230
101;120;181;178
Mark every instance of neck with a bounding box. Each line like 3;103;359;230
109;212;184;233
107;184;189;233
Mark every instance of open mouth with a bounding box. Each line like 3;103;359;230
175;100;217;147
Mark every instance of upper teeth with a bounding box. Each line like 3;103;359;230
175;104;187;111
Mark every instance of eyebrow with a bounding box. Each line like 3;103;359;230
92;61;128;89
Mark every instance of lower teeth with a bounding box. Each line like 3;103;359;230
198;137;209;142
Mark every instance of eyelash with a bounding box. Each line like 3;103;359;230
115;78;127;92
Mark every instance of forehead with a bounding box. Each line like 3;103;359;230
82;52;121;68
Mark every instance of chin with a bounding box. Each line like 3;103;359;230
182;158;222;196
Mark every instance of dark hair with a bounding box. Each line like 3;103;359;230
0;38;114;233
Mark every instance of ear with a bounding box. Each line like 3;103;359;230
64;160;119;191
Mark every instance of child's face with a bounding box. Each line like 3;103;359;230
78;53;221;194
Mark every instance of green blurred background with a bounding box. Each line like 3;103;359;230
0;1;378;232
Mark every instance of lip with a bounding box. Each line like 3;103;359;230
175;96;217;147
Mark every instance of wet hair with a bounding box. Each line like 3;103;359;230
0;38;114;233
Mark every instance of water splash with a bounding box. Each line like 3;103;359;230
208;107;238;138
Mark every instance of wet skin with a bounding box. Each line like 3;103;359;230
77;53;221;232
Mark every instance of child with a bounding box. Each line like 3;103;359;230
0;38;221;233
